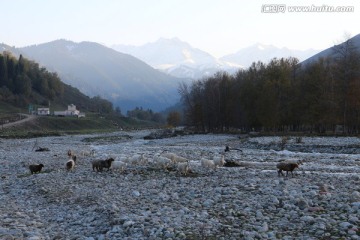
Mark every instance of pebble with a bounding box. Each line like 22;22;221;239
0;132;359;239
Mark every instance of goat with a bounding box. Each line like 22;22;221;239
213;155;225;168
177;161;190;176
66;156;77;171
276;162;299;177
80;149;95;157
162;152;188;163
29;164;44;174
92;160;103;172
154;156;172;170
111;161;127;172
162;152;177;160
92;158;114;172
201;159;216;170
67;149;74;157
172;155;188;163
124;153;146;166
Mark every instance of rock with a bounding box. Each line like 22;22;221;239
308;206;324;212
351;191;360;201
349;216;359;224
132;190;140;197
203;199;214;207
296;198;309;210
300;216;315;223
339;222;352;230
351;202;360;209
123;220;135;228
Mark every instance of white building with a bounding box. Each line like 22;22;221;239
54;104;84;117
37;108;50;115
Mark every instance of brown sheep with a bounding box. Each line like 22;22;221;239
92;158;114;172
67;149;77;158
29;164;44;174
276;162;299;177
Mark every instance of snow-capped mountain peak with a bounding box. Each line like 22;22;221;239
112;38;319;79
112;38;240;79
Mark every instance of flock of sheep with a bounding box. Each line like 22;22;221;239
28;147;301;177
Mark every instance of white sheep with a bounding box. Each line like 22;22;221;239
172;155;188;163
154;156;172;169
162;152;177;160
80;149;95;157
66;159;75;170
177;162;190;175
111;161;127;172
213;154;225;168
127;153;147;165
162;152;188;163
201;159;216;170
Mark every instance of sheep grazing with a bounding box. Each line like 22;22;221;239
276;162;299;177
201;159;216;170
213;155;225;168
177;162;190;176
92;158;114;172
81;149;95;157
29;164;44;174
162;152;188;164
162;152;177;160
111;161;127;172
66;155;77;170
172;155;188;163
92;160;103;172
154;156;172;170
126;153;147;166
67;149;74;157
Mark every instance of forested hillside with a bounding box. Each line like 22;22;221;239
0;52;113;113
179;37;360;134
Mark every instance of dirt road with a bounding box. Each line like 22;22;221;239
1;114;37;129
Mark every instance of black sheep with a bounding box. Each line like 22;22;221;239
29;164;44;174
100;158;114;171
92;158;114;172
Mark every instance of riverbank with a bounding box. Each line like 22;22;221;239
0;131;359;239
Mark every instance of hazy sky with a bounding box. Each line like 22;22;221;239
1;0;359;57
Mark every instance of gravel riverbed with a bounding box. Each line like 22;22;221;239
0;131;359;240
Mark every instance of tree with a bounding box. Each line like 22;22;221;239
0;54;8;86
115;106;122;115
332;35;360;133
167;111;181;127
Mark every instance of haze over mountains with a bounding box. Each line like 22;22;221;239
3;34;358;113
1;40;186;112
112;38;319;79
301;33;360;66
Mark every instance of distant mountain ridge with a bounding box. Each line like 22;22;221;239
112;38;241;79
1;40;187;112
301;34;360;65
220;43;318;67
112;38;319;78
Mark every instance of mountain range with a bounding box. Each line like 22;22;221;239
2;35;359;113
301;34;360;65
113;38;240;79
1;40;187;112
112;38;319;78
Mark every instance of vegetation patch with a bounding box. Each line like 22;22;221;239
82;135;133;143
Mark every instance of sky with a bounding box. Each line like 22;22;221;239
1;0;359;57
